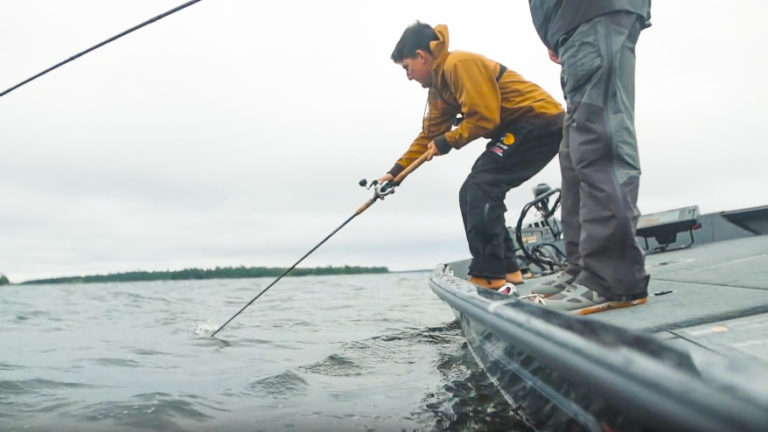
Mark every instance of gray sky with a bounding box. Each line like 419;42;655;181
2;1;766;282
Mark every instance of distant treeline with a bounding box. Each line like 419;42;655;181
21;265;389;285
0;274;9;286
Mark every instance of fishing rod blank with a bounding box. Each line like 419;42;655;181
0;0;204;98
210;151;432;337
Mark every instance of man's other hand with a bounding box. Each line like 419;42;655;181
426;141;443;160
548;49;561;64
377;173;394;184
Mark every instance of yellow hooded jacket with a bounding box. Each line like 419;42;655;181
389;25;564;177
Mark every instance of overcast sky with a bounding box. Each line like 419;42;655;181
1;1;766;282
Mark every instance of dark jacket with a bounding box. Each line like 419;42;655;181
529;0;651;52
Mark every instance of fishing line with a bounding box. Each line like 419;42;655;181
0;0;204;98
210;211;365;338
210;151;432;337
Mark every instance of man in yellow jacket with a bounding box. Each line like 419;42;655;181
379;22;564;292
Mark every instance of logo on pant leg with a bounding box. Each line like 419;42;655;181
488;133;515;157
502;133;516;145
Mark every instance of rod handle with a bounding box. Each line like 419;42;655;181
393;150;431;186
355;197;377;215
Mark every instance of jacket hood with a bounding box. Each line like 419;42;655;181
430;25;450;85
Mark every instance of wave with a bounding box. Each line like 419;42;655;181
111;291;175;305
0;378;97;396
301;354;364;377
289;322;462;380
13;309;52;322
0;362;25;371
244;370;308;399
90;358;141;368
286;320;528;431
65;392;214;432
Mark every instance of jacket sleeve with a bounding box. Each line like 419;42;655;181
389;90;456;177
437;58;501;150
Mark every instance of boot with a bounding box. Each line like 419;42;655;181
506;270;524;285
468;276;506;290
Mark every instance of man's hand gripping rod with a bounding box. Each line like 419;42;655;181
356;151;431;214
210;151;431;338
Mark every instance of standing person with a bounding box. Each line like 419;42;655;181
527;0;652;313
379;22;564;293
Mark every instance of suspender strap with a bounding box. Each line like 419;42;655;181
454;63;507;127
496;64;507;81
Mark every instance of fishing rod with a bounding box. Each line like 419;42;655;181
0;0;204;98
210;150;433;337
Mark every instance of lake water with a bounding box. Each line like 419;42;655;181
0;272;530;431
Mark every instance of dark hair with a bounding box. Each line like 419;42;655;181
391;21;438;63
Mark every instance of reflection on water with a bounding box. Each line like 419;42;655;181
0;273;529;431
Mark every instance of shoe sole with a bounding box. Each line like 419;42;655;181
575;297;648;315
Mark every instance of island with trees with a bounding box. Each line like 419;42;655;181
19;265;389;285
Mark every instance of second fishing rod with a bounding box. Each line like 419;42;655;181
210;150;433;338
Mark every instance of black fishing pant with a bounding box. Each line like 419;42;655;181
558;12;649;299
461;114;564;280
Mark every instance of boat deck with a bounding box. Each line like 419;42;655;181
589;235;768;363
431;214;768;432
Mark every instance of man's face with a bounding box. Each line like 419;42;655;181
399;50;434;88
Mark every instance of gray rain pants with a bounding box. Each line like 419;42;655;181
558;11;649;299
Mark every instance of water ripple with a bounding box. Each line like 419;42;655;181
0;378;97;395
0;362;25;371
13;310;51;322
91;358;142;368
68;392;213;432
301;354;364;377
0;274;521;431
132;348;170;356
244;370;308;399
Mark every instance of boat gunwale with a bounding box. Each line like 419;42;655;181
429;265;768;432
